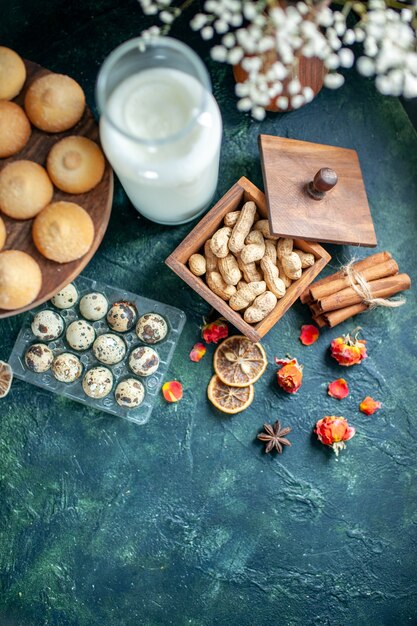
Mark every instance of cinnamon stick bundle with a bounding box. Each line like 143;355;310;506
302;251;411;327
318;274;411;313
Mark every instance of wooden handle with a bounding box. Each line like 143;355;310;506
307;168;338;200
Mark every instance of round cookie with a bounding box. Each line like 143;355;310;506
136;313;168;345
115;378;145;408
50;283;78;309
0;250;42;310
47;136;105;194
25;343;53;373
82;366;113;399
107;301;137;333
0;160;53;220
66;320;95;351
24;73;85;133
0;47;26;100
52;352;82;383
0;101;31;158
31;309;64;341
32;201;94;263
129;346;159;377
79;292;108;321
93;333;126;365
0;217;6;251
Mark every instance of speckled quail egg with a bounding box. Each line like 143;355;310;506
25;343;54;373
114;378;145;408
31;309;64;341
79;292;109;321
66;320;95;351
129;346;159;376
93;333;126;365
136;313;168;344
52;353;82;383
107;301;137;332
50;283;79;309
82;366;113;399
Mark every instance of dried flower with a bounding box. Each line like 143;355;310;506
201;318;229;344
162;380;183;402
360;396;382;415
137;0;417;119
299;324;319;345
275;356;303;394
315;415;356;456
330;330;367;367
189;342;206;362
328;378;349;400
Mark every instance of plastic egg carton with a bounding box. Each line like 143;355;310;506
8;275;186;425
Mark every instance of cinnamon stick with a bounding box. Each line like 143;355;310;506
310;258;398;301
318;273;411;313
323;303;368;327
312;314;327;328
308;251;392;302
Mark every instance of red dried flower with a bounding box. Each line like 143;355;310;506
202;318;229;344
189;343;206;362
330;330;367;367
360;396;382;415
315;415;356;456
275;357;303;394
328;378;349;400
299;324;319;346
162;381;183;403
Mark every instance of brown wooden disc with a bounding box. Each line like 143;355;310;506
0;59;113;319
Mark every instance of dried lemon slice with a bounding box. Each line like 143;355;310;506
207;375;254;414
0;360;13;398
213;335;267;387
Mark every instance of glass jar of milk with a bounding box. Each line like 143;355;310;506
96;37;222;225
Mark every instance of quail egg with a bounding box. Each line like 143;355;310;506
66;320;95;351
52;352;82;383
50;283;79;309
31;309;64;341
129;346;159;376
79;292;109;321
136;313;168;344
25;343;54;373
82;366;113;399
107;301;137;332
93;333;126;365
114;378;145;408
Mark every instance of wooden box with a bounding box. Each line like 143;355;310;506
165;177;331;343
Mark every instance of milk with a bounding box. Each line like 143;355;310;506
99;68;222;224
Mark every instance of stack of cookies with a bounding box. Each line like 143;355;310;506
0;46;106;312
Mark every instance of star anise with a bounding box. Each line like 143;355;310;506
257;420;292;454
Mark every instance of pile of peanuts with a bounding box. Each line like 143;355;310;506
188;201;315;324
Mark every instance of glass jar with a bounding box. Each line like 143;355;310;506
96;36;223;225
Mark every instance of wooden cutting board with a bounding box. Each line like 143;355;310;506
259;134;377;247
0;59;113;319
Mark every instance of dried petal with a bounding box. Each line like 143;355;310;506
299;324;319;345
189;343;206;362
201;318;229;344
162;381;183;403
360;396;382;415
328;378;349;400
314;415;355;455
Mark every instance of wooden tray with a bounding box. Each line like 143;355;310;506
0;59;113;319
166;176;331;343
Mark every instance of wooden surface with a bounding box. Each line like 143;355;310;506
0;59;113;318
259;134;377;247
165;176;331;342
